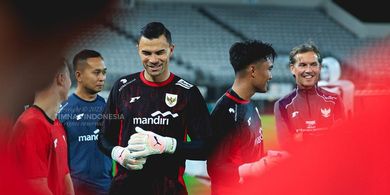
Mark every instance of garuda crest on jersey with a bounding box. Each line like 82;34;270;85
321;108;331;118
165;93;178;107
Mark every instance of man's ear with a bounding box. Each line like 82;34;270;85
56;72;65;86
169;44;175;57
249;64;256;78
289;63;295;74
75;70;82;82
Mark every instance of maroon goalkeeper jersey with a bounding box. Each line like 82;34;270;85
98;71;212;195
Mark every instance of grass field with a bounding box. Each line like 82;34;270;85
184;114;278;195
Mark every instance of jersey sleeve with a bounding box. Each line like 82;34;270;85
207;104;241;185
334;94;346;121
11;119;51;179
97;81;122;157
174;86;213;160
274;100;294;150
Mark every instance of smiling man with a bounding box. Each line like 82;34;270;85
207;40;289;195
274;42;345;151
97;22;213;195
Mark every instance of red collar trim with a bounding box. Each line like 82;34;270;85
225;92;250;104
140;71;174;87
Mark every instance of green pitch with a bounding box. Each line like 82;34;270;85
184;114;278;195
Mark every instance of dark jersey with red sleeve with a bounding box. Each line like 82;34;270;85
9;106;69;195
207;89;265;195
274;86;345;150
98;71;212;195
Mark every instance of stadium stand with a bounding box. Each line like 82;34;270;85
65;1;388;101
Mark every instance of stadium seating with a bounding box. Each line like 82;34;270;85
65;1;387;98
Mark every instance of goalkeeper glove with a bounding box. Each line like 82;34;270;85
127;126;177;158
111;146;147;170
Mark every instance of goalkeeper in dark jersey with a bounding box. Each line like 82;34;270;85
207;40;288;195
97;22;212;195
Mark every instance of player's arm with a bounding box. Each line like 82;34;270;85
97;81;146;170
274;100;295;150
170;86;213;160
97;82;122;157
328;94;346;132
64;173;74;195
207;109;241;184
334;94;346;121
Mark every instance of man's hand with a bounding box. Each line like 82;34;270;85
239;150;290;182
111;146;147;170
127;126;177;158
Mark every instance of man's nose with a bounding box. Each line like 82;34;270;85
149;54;159;64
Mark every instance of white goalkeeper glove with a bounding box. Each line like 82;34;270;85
111;146;147;170
127;126;177;158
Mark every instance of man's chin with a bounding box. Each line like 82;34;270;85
147;71;162;77
302;83;316;89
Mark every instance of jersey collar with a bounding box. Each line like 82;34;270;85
225;89;250;104
140;71;175;87
31;105;55;124
297;85;318;94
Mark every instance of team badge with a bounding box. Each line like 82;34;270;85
120;79;127;84
321;108;331;118
305;120;316;129
292;111;299;118
165;93;178;107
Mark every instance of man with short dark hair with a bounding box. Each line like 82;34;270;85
207;40;286;195
274;42;345;150
98;22;213;195
9;59;74;195
58;49;112;195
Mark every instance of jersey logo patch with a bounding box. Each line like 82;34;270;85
120;79;127;84
228;108;235;114
321;108;331;118
78;129;99;142
175;79;193;89
165;93;178;107
292;111;299;118
76;113;84;120
130;96;141;103
54;138;58;148
151;111;179;118
305;120;316;129
255;127;263;145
